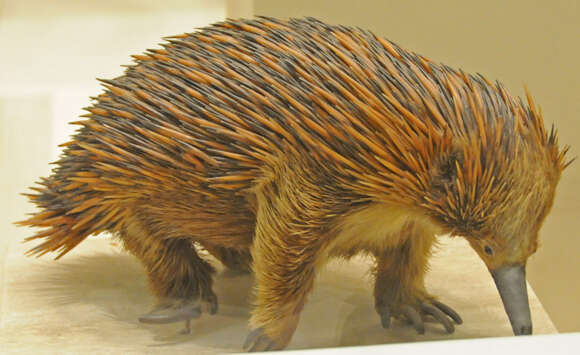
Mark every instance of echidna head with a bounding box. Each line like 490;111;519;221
425;131;564;265
425;133;566;336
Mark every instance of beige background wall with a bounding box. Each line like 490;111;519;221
0;0;228;326
254;0;580;333
1;0;577;334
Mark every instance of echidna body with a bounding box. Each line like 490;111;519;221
20;17;569;351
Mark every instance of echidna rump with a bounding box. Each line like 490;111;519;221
19;17;570;351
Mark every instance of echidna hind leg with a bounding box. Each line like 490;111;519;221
120;216;217;328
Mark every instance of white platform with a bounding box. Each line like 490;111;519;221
0;235;556;354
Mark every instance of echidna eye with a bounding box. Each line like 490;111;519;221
484;246;493;255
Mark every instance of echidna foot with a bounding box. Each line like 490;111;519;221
138;294;218;333
243;327;280;352
378;299;462;334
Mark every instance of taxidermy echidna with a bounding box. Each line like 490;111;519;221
18;17;570;351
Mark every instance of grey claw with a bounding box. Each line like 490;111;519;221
243;328;275;352
139;303;201;324
421;303;455;333
432;300;463;324
401;305;424;334
377;305;391;328
204;293;219;315
180;319;192;334
243;328;261;350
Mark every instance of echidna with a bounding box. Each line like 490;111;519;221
18;17;570;351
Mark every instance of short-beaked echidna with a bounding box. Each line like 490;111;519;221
18;17;570;351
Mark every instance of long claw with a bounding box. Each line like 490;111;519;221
139;303;201;324
377;305;391;328
203;293;219;315
243;328;276;352
180;319;192;334
432;300;463;324
376;297;462;335
402;305;424;334
243;328;261;350
421;304;455;333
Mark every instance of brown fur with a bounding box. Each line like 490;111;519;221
17;17;570;350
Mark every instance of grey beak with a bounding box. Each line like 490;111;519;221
491;265;532;335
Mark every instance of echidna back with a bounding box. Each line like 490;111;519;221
19;17;561;258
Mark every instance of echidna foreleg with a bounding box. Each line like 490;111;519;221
374;224;462;334
120;216;217;330
244;163;331;351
